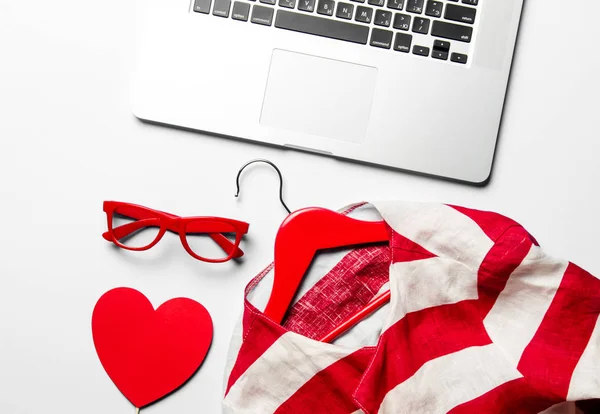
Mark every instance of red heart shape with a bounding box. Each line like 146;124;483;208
92;288;213;408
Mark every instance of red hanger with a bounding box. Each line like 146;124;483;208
233;160;391;343
263;207;392;342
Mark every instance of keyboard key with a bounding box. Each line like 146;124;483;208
299;0;316;11
355;6;373;23
432;50;448;60
317;0;335;15
406;0;424;14
260;0;276;4
393;32;412;52
425;1;442;17
193;0;211;14
213;0;231;17
336;2;354;19
451;52;468;63
232;1;251;20
393;13;411;30
412;17;430;34
433;39;450;51
374;10;392;26
370;28;393;49
275;9;370;43
444;4;476;24
462;0;477;5
368;0;384;7
412;45;429;56
252;5;275;25
351;0;365;3
387;0;403;10
431;20;472;42
279;0;296;8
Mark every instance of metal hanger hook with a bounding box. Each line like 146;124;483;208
235;159;292;215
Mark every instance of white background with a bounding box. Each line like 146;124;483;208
1;0;599;413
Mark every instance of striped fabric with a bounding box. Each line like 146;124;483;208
223;202;600;413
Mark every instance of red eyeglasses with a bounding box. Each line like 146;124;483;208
102;201;250;263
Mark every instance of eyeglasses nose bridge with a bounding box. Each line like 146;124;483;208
163;216;183;233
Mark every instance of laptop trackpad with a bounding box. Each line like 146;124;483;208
260;49;377;144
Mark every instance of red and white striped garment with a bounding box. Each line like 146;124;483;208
223;202;600;414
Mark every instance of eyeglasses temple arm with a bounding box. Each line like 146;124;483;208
210;233;244;258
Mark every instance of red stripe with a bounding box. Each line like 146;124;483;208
241;303;255;335
518;262;600;400
354;300;492;413
225;311;286;396
389;227;436;263
275;348;374;414
450;204;539;246
477;226;533;318
449;205;520;241
447;378;558;414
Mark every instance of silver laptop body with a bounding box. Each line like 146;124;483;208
133;0;524;184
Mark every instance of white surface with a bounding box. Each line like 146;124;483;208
0;1;599;413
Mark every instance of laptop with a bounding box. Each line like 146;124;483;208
133;0;524;184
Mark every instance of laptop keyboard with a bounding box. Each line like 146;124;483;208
193;0;477;64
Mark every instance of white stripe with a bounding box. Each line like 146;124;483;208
567;314;600;400
224;332;355;413
385;257;478;328
378;344;522;414
483;246;569;364
372;201;494;270
223;318;244;397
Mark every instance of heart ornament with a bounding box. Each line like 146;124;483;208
92;288;213;409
